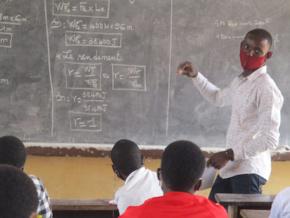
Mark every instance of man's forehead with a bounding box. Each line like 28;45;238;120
244;33;270;46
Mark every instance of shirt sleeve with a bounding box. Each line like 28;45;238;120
233;84;284;159
192;72;232;107
30;175;53;218
269;193;282;218
269;187;290;218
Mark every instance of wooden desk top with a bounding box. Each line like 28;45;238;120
215;194;276;207
51;199;118;211
240;209;270;218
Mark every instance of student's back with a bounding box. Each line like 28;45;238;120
111;139;162;215
0;135;52;218
121;192;227;218
120;140;228;218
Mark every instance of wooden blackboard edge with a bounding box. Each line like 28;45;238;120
24;143;290;161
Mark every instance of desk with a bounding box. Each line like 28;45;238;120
215;194;275;218
240;209;270;218
51;199;119;218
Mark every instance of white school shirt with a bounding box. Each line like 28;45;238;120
114;167;163;215
192;66;283;180
269;187;290;218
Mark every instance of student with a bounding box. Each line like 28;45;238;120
0;164;38;218
269;187;290;218
119;140;228;218
177;29;284;202
0;135;52;218
111;139;163;215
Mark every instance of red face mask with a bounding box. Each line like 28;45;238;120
239;48;273;70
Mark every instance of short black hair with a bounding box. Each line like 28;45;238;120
246;28;273;48
0;164;38;218
161;140;205;192
111;139;142;176
0;135;26;168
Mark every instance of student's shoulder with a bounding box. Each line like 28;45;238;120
195;195;228;217
28;174;47;194
276;187;290;199
28;175;44;186
119;198;154;218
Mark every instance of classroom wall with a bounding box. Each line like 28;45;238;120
25;156;290;199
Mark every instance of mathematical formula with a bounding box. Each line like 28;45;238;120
53;0;110;18
0;0;283;138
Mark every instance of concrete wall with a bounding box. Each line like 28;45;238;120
25;156;290;199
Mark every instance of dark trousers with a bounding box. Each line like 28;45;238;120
208;174;267;203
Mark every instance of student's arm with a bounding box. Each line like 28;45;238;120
177;61;232;107
233;84;283;159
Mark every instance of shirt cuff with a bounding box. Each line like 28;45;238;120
191;72;204;84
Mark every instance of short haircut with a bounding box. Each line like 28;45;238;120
111;139;142;176
0;135;26;168
246;28;273;48
161;140;205;192
0;164;38;218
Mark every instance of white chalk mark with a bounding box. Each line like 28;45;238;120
83;100;104;102
166;0;173;136
44;0;55;136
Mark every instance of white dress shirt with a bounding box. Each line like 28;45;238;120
269;187;290;218
192;66;284;180
114;167;163;215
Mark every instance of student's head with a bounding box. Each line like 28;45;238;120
160;140;205;194
0;135;26;169
111;139;144;180
0;164;38;218
240;29;273;70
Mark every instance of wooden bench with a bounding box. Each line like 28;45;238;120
240;209;270;218
215;194;275;218
51;199;119;218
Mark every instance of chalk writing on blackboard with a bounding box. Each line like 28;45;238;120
52;0;110;18
69;111;102;132
0;0;289;147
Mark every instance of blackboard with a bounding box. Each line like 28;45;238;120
0;0;290;148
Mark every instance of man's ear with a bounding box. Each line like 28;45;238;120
193;179;202;193
141;155;145;165
159;173;167;194
30;212;37;218
266;51;273;60
112;165;121;179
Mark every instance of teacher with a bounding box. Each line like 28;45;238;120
177;28;284;202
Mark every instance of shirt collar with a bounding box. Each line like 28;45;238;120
125;167;145;184
164;191;193;197
246;65;267;82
